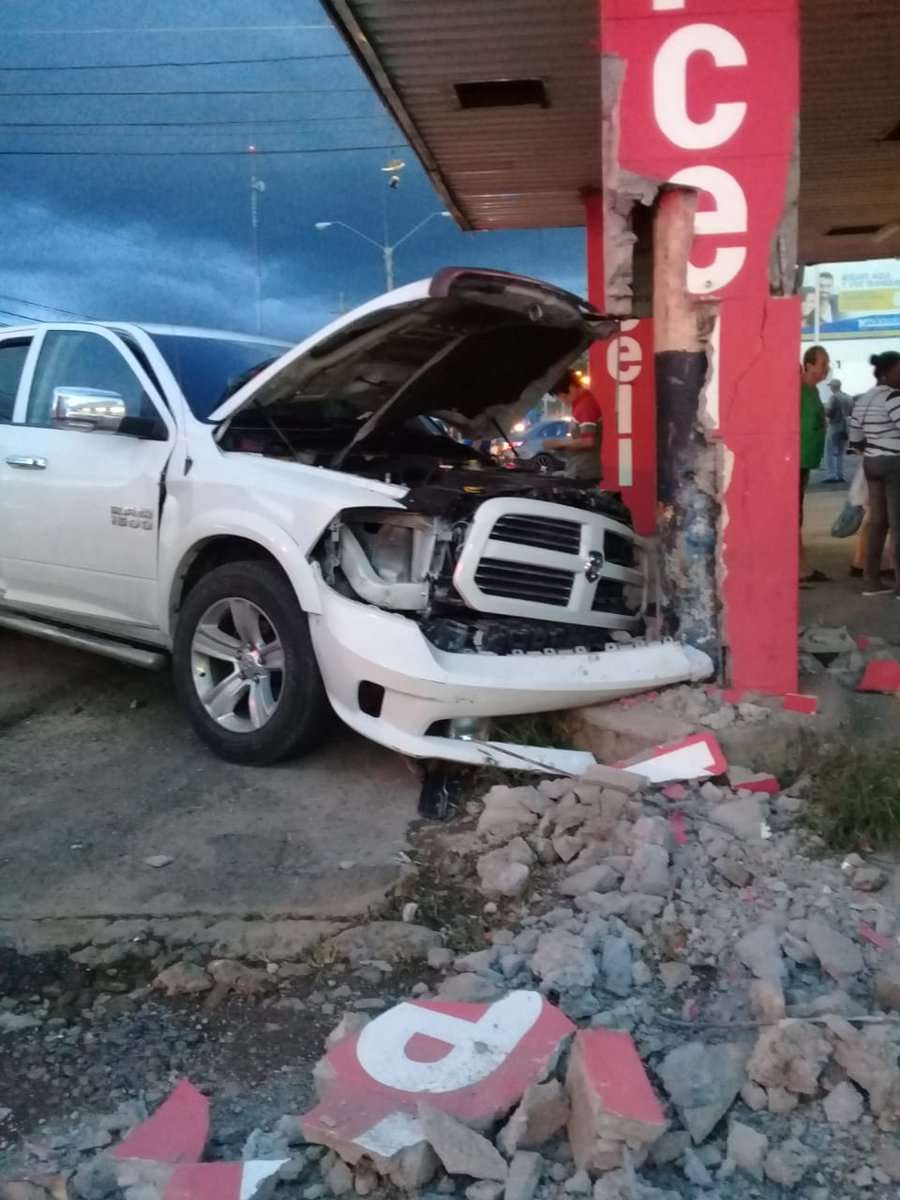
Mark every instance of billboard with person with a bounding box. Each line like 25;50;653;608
801;260;900;337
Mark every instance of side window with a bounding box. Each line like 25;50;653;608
0;338;30;423
26;330;158;430
552;421;570;438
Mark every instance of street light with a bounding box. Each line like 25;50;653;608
248;144;266;334
314;211;451;293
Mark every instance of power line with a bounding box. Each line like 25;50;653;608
0;144;404;157
0;87;370;98
0;116;388;130
0;53;348;72
6;25;333;35
0;293;95;320
0;307;37;324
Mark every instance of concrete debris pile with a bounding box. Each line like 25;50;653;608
799;624;900;691
267;760;898;1197
4;747;900;1199
371;761;899;1196
568;687;781;768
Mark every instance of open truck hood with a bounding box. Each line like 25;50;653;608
211;268;617;458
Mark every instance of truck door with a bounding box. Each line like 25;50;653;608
0;326;174;634
0;332;34;606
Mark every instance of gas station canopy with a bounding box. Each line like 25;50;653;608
323;0;900;264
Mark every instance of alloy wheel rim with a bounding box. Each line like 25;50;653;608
190;597;284;733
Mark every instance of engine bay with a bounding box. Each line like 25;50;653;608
222;405;644;654
312;486;643;657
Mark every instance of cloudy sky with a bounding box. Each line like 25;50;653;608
0;0;586;341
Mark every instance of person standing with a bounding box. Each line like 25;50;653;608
799;345;829;582
848;350;900;596
542;369;603;482
824;377;853;482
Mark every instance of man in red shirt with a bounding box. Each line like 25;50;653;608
542;369;603;483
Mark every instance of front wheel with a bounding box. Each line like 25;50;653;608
531;452;560;472
172;561;332;764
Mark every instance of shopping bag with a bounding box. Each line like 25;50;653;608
831;500;864;538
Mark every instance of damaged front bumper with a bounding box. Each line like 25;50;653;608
307;573;714;770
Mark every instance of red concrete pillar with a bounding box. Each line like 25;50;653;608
598;0;801;694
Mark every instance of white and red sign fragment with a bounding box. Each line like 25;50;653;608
301;991;574;1173
617;733;727;783
112;1079;286;1200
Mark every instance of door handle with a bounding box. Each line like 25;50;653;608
5;456;48;470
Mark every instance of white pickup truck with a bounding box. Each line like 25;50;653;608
0;268;710;770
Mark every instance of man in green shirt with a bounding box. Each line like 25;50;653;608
800;344;829;581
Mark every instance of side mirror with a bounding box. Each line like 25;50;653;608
52;386;127;432
51;387;167;440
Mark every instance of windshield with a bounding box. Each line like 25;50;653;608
152;333;289;420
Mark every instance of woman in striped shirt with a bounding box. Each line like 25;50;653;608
848;350;900;596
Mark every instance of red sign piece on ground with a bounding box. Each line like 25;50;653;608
566;1028;667;1170
114;1158;287;1200
302;992;574;1164
858;923;893;953
617;733;727;783
113;1079;209;1164
858;660;900;694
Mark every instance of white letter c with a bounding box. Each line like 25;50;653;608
653;24;747;150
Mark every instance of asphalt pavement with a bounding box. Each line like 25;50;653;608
0;630;417;924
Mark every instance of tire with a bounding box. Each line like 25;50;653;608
172;561;332;765
531;452;559;472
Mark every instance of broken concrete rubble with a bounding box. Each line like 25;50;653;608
763;1137;815;1188
560;866;618;897
621;845;670;898
726;1119;768;1179
746;1021;832;1095
497;1081;569;1156
805;916;864;982
735;924;783;982
419;1107;508;1182
658;1042;749;1144
566;1028;666;1173
823;1079;865;1125
828;1017;900;1127
476;786;541;841
875;960;900;1011
799;624;857;655
477;839;534;898
152;962;212;997
530;933;598;994
503;1151;542;1200
749;979;786;1023
708;794;766;843
579;763;647;794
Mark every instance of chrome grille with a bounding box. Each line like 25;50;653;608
474;558;574;607
491;513;581;555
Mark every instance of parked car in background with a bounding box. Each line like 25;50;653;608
509;417;572;469
0;268;710;769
